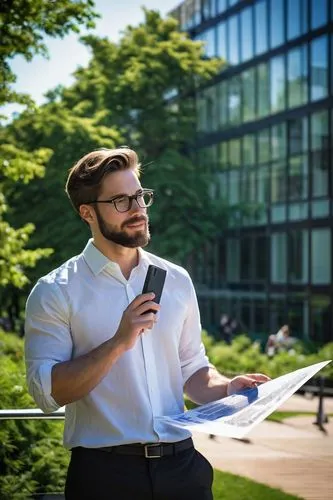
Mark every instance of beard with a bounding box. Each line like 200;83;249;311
95;207;150;248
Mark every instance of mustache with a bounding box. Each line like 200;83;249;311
122;216;148;228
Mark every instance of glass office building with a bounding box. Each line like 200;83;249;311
170;0;333;343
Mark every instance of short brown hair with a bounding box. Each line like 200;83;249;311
65;147;141;213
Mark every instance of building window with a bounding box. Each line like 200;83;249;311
311;110;329;150
217;239;226;286
216;0;227;15
311;110;329;197
217;21;227;62
271;123;287;160
271;233;287;283
218;141;228;170
228;75;242;124
227;238;240;281
257;165;270;204
287;297;308;338
240;300;252;333
270;298;287;333
288;155;308;201
240;237;252;280
255;0;268;55
287;0;308;40
228;15;240;66
287;45;308;108
229;138;241;168
331;35;333;95
311;152;329;198
289;117;308;155
240;169;256;205
242;68;256;123
197;28;217;58
254;235;268;280
271;55;286;113
310;36;329;101
183;0;200;29
217;171;229;201
217;81;228;128
243;134;256;165
271;161;287;203
258;129;270;163
253;300;267;334
311;0;328;30
257;62;270;118
270;0;285;49
311;229;331;284
310;295;331;343
202;0;214;21
289;230;309;283
196;86;218;133
229;170;240;204
241;6;254;62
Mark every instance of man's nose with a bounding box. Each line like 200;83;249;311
130;197;146;213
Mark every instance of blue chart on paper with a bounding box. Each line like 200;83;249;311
174;387;259;424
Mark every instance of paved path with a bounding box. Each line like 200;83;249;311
193;395;333;500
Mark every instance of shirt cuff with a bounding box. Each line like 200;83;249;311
182;356;210;386
32;362;61;414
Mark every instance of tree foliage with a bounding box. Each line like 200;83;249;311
3;104;121;281
0;0;98;314
0;143;54;289
0;0;97;107
6;8;224;289
0;329;69;499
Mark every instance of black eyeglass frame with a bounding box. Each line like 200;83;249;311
86;189;154;213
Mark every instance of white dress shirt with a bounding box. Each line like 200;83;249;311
25;239;209;449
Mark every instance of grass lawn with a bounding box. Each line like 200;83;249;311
212;469;301;499
267;411;333;423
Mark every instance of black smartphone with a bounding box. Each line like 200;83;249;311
142;265;167;314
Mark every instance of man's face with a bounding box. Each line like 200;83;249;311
87;169;151;248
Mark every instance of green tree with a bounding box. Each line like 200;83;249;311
0;0;97;107
10;9;225;267
0;0;98;320
3;103;121;280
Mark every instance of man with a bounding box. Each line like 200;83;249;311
25;147;269;500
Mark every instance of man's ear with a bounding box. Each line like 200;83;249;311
79;204;95;224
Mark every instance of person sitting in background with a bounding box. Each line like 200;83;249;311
266;325;290;357
275;325;290;347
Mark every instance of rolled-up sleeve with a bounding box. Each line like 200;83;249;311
24;280;72;413
179;275;209;385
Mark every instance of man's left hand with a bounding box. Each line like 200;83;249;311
227;373;270;396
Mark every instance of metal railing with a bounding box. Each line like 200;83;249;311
0;407;65;420
0;408;66;499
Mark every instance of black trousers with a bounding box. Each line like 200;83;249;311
65;445;213;500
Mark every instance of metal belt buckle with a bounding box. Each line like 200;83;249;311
144;443;162;458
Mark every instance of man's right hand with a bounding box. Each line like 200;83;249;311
113;293;160;351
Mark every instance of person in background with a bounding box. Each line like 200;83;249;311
275;324;290;346
266;324;290;357
25;147;270;500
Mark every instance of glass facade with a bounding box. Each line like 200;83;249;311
171;0;333;343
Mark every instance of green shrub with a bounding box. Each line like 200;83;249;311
0;328;331;498
202;333;332;382
0;330;69;499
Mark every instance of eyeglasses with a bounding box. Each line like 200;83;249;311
89;189;154;213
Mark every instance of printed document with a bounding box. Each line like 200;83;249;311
160;360;331;439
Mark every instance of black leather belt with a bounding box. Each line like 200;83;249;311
94;437;194;459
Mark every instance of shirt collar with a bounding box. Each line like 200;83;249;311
82;239;150;276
